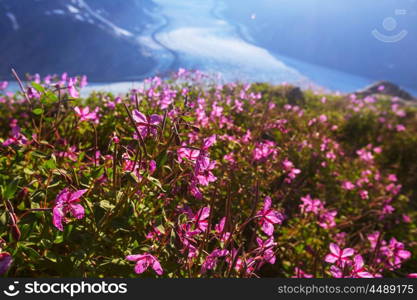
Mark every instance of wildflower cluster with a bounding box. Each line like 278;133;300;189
0;70;416;277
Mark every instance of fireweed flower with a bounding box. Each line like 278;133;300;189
193;206;210;233
381;238;411;269
68;77;79;98
299;195;323;215
53;188;87;231
0;81;8;90
350;255;374;278
256;196;285;236
0;252;12;275
27;87;41;99
317;209;337;229
2;119;28;147
341;181;355;191
215;217;231;243
201;249;229;273
74;106;99;123
126;253;163;275
177;146;200;162
282;159;301;183
367;231;385;249
324;243;354;266
132;109;162;138
255;237;277;265
252;141;277;162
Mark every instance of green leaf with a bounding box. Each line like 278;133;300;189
31;82;45;93
43;159;56;170
54;234;64;244
21;245;41;260
45;251;58;263
32;108;44;115
42;91;58;104
156;150;168;168
147;176;165;192
3;179;19;200
181;115;195;123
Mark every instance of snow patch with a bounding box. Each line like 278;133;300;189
67;5;80;14
6;12;19;30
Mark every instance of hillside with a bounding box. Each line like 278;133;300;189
1;71;417;277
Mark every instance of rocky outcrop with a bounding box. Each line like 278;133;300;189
355;81;415;101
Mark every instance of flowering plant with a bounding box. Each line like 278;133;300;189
0;70;416;277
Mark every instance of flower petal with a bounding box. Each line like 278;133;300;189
53;205;65;231
324;254;338;264
0;252;13;275
341;248;354;258
134;259;150;275
329;243;341;256
126;254;145;262
69;189;87;202
152;258;163;275
132;110;147;123
70;203;85;219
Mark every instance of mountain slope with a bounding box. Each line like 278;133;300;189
0;0;156;81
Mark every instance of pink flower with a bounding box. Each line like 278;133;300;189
396;124;406;132
68;78;79;98
402;214;412;223
407;273;417;278
0;81;8;90
359;190;369;200
388;174;398;182
53;188;87;231
215;217;231;243
80;75;88;88
126;253;163;275
146;226;163;241
329;265;343;278
193;206;210;232
318;209;337;229
201;249;229;273
56;145;78;161
132;110;162;138
178;147;200;162
381;238;411;269
300;195;323;215
351;255;374;278
74;106;99;123
0;252;12;275
283;159;301;183
27;87;41;99
324;243;354;266
341;181;355;191
256;196;285;236
253;141;277;162
255;237;277;264
356;148;374;162
2;120;28;147
367;231;384;249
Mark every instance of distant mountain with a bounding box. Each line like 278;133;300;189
223;0;417;90
0;0;156;81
